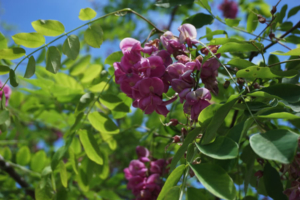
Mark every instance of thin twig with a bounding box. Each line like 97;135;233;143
267;58;300;68
167;6;178;30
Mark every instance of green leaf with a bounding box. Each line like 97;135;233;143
0;48;25;60
247;11;258;33
268;54;280;71
182;13;214;29
69;148;78;175
35;178;55;200
250;129;299;164
187;188;214;200
0;65;10;75
81;64;102;83
224;18;240;27
260;84;300;103
209;38;242;45
70;136;81;154
0;110;9;125
70;55;91;76
31;151;46;172
163;186;180;200
155;0;194;8
0;146;12;160
24;56;36;78
236;66;298;79
1;92;5;110
217;42;263;53
263;162;288;200
31;19;65;36
240;144;256;195
78;129;103;165
201;95;238;145
258;112;300;119
12;32;45;48
9;69;19;87
200;30;227;41
75;93;94;115
196;0;211;12
170;127;201;171
104;51;123;66
78;8;97;21
62;35;80;60
189;163;236;200
84;24;103;48
278;4;288;24
0;32;7;50
88;112;119;135
196;136;238;160
99;190;121;200
16;146;31;166
59;161;68;188
271;48;300;56
157;164;186;200
227;58;255;69
46;46;61;74
288;5;300;18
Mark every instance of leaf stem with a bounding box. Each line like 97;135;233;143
267;58;300;68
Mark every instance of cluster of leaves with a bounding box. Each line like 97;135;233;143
0;0;300;200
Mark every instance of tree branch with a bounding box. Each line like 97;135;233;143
167;6;178;30
0;155;35;199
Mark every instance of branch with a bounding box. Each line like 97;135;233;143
0;155;35;199
167;6;178;30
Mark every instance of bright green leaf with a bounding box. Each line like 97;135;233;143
182;13;214;29
250;129;299;164
62;35;80;60
196;136;238;160
227;58;255;69
224;18;240;27
189;163;236;200
81;64;102;83
46;46;61;74
84;24;103;48
247;11;258;33
88;112;119;135
155;0;194;8
12;32;45;48
217;42;263;53
24;56;36;78
32;19;65;36
69;148;78;175
31;151;46;172
16;146;31;166
0;48;25;60
236;66;298;79
79;8;97;21
104;51;123;66
78;129;103;165
163;186;180;200
271;48;300;56
59;161;68;188
35;178;55;200
157;164;186;200
70;55;91;76
258;112;300;119
0;32;7;50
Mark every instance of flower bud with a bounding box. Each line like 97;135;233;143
257;158;264;166
253;82;260;89
269;33;275;40
257;14;266;24
167;119;179;126
254;170;264;179
181;128;188;136
271;6;277;15
223;80;230;89
237;78;245;85
173;135;181;143
195;55;203;63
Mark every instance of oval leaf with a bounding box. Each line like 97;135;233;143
12;32;45;48
250;129;299;164
163;186;180;200
104;51;123;66
217;42;263;53
88;112;119;135
0;65;10;75
46;46;61;74
59;160;68;188
84;24;103;48
189;163;236;200
236;66;298;79
24;56;36;78
196;136;238;160
258;112;300;120
271;48;300;56
62;35;80;60
0;32;8;50
9;69;19;87
31;150;46;172
157;164;186;200
247;11;258;33
79;8;97;21
78;129;103;165
0;48;25;60
182;13;214;29
32;19;65;36
16;146;31;166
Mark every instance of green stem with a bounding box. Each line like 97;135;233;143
267;58;300;68
0;8;163;91
179;167;189;200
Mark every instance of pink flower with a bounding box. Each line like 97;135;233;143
176;55;190;64
136;56;166;78
152;50;172;67
142;39;160;55
0;81;11;106
160;31;186;56
219;0;238;19
200;58;220;95
178;24;199;47
136;146;150;163
124;168;133;180
129;160;148;177
183;88;211;120
150;159;166;175
200;45;220;56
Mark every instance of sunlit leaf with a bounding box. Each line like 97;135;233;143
46;46;61;74
62;35;80;60
78;8;97;21
84;24;103;48
59;161;68;188
12;32;45;48
16;146;31;166
24;56;36;78
32;19;65;36
88;112;119;135
0;48;25;60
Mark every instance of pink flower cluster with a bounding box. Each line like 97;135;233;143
114;23;221;121
219;0;238;19
124;146;171;200
0;81;11;106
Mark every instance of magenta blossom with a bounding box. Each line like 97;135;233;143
128;160;148;177
150;159;166;175
142;39;160;55
0;81;11;106
183;88;211;121
178;24;199;47
219;0;238;19
200;58;220;95
136;146;150;162
160;31;186;56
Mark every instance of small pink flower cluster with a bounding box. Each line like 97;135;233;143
124;146;171;200
0;81;11;106
114;24;221;120
219;0;238;19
